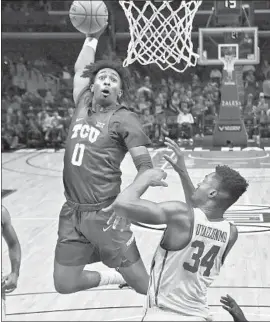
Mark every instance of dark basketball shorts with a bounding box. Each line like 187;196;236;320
54;201;140;268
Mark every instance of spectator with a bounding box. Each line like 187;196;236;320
143;76;152;90
192;95;207;137
3;2;13;12
37;106;52;140
137;94;151;115
61;66;72;88
257;92;269;114
48;111;64;145
137;81;153;101
26;105;36;121
1;124;19;151
26;118;43;148
2;56;14;92
167;76;175;94
243;93;256;139
141;108;155;139
159;78;168;93
158;121;170;144
13;57;28;95
13;110;27;144
154;93;166;127
177;101;194;145
62;107;74;138
186;90;195;107
167;91;181;117
210;68;222;85
263;71;270;106
261;59;270;80
244;68;258;98
191;74;202;93
44;89;54;104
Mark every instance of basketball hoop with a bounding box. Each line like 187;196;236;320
119;0;202;73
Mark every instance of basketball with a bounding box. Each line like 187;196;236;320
69;1;108;35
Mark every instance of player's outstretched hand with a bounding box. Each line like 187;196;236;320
143;168;168;187
86;24;108;39
220;295;248;322
164;137;186;174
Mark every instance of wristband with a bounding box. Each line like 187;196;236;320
83;37;98;51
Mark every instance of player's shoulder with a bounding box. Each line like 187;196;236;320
162;201;192;224
111;106;141;125
115;106;137;117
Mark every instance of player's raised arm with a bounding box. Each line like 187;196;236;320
164;137;196;206
2;206;21;294
112;168;189;225
114;111;153;178
73;26;107;106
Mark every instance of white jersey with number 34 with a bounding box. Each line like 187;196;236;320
145;208;231;320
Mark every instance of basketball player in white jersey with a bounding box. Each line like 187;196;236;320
108;137;248;321
1;206;21;320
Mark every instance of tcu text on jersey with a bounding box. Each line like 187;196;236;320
71;123;101;143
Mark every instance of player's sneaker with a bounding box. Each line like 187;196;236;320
119;283;132;290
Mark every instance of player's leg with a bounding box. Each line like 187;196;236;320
54;260;125;294
83;209;149;295
54;261;100;294
117;255;149;295
53;203;125;294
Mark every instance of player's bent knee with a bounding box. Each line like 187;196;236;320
53;260;84;294
53;271;75;294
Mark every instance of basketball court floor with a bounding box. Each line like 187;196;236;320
1;147;270;321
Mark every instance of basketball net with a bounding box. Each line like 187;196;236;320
119;0;202;73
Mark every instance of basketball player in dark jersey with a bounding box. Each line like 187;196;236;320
53;27;152;294
2;206;21;320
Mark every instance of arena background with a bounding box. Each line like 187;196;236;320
1;1;270;321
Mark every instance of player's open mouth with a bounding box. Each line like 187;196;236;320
102;89;110;97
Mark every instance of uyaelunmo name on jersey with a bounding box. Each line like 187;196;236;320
196;224;228;243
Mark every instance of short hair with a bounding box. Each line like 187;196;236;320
81;59;131;102
215;165;249;205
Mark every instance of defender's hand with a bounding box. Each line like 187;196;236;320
143;168;168;187
102;205;128;232
164;137;186;173
2;273;18;294
220;295;248;322
107;212;129;232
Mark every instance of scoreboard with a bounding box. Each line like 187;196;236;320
215;0;242;16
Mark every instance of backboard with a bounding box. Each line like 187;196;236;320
198;27;259;66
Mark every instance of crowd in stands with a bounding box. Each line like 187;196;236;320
1;50;270;151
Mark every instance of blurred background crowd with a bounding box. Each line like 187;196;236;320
2;0;270;151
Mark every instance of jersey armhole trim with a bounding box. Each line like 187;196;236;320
221;222;233;265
